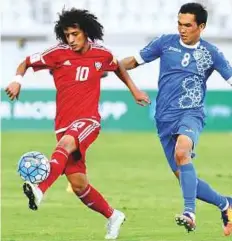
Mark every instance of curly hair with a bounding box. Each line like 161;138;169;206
54;8;104;43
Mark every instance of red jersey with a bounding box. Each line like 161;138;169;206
26;43;118;132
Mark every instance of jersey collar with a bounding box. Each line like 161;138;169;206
179;38;200;49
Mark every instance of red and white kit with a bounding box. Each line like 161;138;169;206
26;43;118;173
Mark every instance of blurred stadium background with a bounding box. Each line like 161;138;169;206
1;0;232;131
1;0;232;241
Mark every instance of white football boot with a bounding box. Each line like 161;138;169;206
105;210;126;239
23;181;43;210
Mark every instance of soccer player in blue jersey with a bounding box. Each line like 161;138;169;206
121;2;232;236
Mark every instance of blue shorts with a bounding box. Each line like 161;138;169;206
156;116;204;172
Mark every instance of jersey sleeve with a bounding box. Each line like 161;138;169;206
25;47;58;71
102;52;119;71
135;35;165;64
213;47;232;81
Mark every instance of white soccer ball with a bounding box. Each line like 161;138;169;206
18;151;50;184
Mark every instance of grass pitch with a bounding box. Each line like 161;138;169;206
2;132;232;241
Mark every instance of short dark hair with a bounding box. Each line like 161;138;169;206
54;8;104;43
179;2;208;25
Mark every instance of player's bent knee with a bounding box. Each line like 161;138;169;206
175;148;191;166
57;135;77;153
71;182;88;194
67;173;88;195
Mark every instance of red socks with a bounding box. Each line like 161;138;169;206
77;184;114;218
39;147;69;193
38;146;113;219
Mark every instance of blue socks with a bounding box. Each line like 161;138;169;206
179;163;197;213
179;163;228;213
197;178;228;211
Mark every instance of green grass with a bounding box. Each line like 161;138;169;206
2;132;232;241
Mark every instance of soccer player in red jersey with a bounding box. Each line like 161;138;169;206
5;8;150;239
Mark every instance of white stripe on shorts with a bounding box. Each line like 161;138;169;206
78;124;94;141
79;124;99;143
55;118;100;134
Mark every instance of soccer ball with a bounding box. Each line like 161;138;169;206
18;151;50;184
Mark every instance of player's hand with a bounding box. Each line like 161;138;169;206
5;81;21;100
133;90;151;106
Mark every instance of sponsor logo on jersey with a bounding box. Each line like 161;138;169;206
94;61;102;71
185;129;194;133
168;46;182;53
193;49;204;60
63;60;71;66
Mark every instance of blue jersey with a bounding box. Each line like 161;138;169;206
136;34;232;121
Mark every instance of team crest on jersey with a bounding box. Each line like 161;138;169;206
94;61;102;71
193;49;204;60
194;46;213;77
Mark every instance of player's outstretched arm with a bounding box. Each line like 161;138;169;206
114;61;150;106
120;56;139;70
5;60;28;100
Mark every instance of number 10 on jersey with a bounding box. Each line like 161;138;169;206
76;66;89;81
